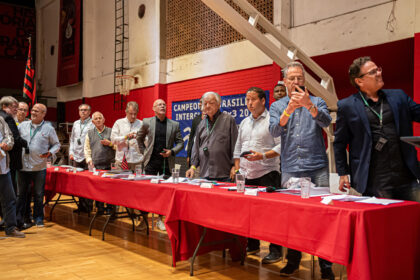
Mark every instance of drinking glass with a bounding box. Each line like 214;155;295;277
236;174;245;193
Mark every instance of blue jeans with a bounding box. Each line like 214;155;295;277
281;166;329;188
281;166;332;271
17;170;46;224
0;172;18;234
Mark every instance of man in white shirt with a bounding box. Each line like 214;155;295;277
233;87;282;264
69;104;94;213
111;101;143;171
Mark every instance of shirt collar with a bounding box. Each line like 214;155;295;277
96;126;106;133
249;109;268;121
207;110;222;123
359;90;384;105
155;116;167;123
80;117;91;124
31;120;44;128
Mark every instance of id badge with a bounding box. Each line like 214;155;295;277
374;137;388;151
77;138;82;145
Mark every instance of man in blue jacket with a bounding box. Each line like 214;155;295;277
334;56;420;201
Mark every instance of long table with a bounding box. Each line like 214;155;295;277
45;167;420;280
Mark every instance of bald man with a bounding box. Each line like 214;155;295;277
136;99;183;230
17;103;60;227
84;112;115;214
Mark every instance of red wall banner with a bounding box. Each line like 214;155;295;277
56;0;82;87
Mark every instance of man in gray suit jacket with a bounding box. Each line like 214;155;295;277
136;99;184;231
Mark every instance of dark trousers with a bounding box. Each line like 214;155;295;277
364;180;420;202
74;160;93;212
16;170;46;224
94;165;114;212
245;171;282;254
0;172;18;234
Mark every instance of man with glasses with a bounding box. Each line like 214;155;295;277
186;91;238;182
334;56;420;202
111;101;143;171
0;97;28;195
16;102;29;125
269;61;334;279
17;103;60;227
69;104;94;213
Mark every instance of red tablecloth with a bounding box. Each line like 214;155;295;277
45;168;420;280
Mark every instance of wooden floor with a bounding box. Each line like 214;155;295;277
1;197;346;280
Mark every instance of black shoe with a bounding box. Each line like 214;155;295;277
280;263;299;276
262;251;282;264
246;247;260;255
6;228;25;238
321;268;335;280
19;222;33;231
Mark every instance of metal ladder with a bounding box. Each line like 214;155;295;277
200;0;339;171
113;0;129;110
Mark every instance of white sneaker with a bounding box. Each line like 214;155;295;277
156;219;166;231
137;218;147;231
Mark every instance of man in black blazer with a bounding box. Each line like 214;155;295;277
137;99;184;231
0;96;28;193
334;56;420;201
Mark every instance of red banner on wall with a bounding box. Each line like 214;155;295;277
57;0;82;87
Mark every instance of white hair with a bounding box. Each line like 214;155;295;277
202;91;221;106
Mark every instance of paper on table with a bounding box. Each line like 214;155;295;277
355;197;404;205
322;194;371;202
163;177;189;183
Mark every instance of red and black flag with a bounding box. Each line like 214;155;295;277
121;152;130;170
23;38;36;106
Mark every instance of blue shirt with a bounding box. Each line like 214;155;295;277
19;120;61;171
269;95;331;173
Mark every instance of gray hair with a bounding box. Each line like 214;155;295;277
202;91;221;106
281;61;305;78
0;96;18;109
78;103;91;111
126;101;139;113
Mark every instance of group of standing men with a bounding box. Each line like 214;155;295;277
1;56;419;279
184;57;420;279
0;99;60;238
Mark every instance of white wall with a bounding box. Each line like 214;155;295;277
288;0;416;57
37;0;59;107
37;0;419;102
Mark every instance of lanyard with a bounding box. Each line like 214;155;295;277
79;119;90;137
360;93;383;127
206;116;220;136
29;122;43;144
95;127;104;140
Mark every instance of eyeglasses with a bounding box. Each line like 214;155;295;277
358;67;382;78
287;76;304;82
79;109;90;111
18;108;28;112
